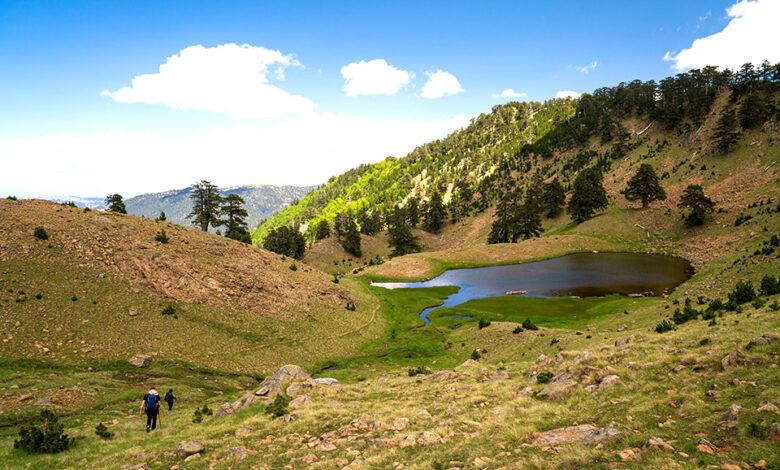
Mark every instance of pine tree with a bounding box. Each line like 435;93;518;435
488;186;522;244
423;190;445;233
187;180;223;232
312;219;331;241
221;194;251;243
104;194;126;214
263;226;305;258
678;185;715;227
341;213;362;257
621;164;666;208
155;211;166;222
516;201;542;240
541;178;566;218
388;223;420;256
713;107;740;154
405;196;420;227
567;166;608;223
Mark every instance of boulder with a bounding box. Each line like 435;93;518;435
532;424;618;446
486;371;509;383
417;431;442;446
534;354;551;367
516;386;534;396
767;423;780;441
176;441;204;456
128;307;138;317
391;417;409;431
722;404;741;422
746;333;776;350
314;378;339;386
696;439;718;454
286;378;317;396
721;350;762;370
225;446;247;460
615;335;635;347
643;437;674;451
427;370;457;382
537;379;578;400
255;365;310;397
456;359;479;369
214;403;234;418
757;401;779;413
128;355;152;368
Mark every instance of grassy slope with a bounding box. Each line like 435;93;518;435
1;93;779;468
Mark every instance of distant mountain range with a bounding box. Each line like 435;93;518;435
38;184;315;231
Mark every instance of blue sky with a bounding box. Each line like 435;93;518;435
1;0;777;197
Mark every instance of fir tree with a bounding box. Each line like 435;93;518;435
515;201;542;240
263;226;305;258
187;180;223;232
713;107;740;154
221;194;251;243
621;163;666;208
104;194;126;214
541;178;566;218
341;213;362;257
388;223;420;256
405;196;420;227
155;211;166;222
423;190;445;233
567;166;608;223
312;219;331;241
678;184;715;226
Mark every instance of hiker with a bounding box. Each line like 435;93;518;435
164;388;176;411
140;388;160;432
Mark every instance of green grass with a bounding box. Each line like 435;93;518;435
429;294;660;329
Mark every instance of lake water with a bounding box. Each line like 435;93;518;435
372;252;693;325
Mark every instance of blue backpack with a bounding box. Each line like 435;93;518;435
145;393;159;412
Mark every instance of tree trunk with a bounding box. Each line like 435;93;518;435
642;198;649;209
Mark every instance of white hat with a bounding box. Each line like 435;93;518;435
149;389;158;395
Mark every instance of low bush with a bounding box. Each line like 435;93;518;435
470;349;481;360
193;404;213;423
746;422;767;439
265;394;291;418
94;423;114;440
14;410;74;454
537;371;554;384
288;263;297;271
478;318;491;329
33;226;48;240
759;274;779;296
161;304;175;315
655;319;674;333
512;326;524;334
522;318;539;330
729;281;756;304
154;229;169;243
408;366;431;376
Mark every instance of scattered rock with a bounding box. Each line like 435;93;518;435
456;359;479;369
183;454;200;463
176;441;204;457
722;404;741;422
537;379;578;400
615;335;635;347
301;453;318;464
398;435;416;448
225;447;247;460
128;307;138;317
391;418;409;431
18;393;33;402
289;394;312;408
234;427;250;437
214;403;234;418
532;424;618;446
643;437;674;451
598;375;621;391
721;350;762;370
618;449;640;461
317;442;337;452
696;439;719;454
516;386;533;396
417;431;442;446
335;458;349;467
534;354;551;367
427;370;457;382
768;423;780;441
746;333;776;350
128;355;152;368
122;464;152;470
486;371;509;383
757;401;779;413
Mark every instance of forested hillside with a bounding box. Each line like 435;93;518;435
254;62;780;256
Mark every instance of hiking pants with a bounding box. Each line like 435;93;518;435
166;400;174;411
146;410;158;431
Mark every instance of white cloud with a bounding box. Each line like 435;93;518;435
554;90;581;99
102;43;313;118
420;70;464;99
663;0;780;71
492;89;527;99
340;59;412;97
573;61;598;73
0;114;470;197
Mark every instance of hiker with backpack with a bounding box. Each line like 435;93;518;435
164;388;176;411
140;388;160;432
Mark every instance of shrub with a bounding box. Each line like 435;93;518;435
71;296;78;302
751;297;766;309
192;408;203;423
201;404;212;416
724;298;741;312
746;422;767;439
94;423;114;440
6;195;17;200
289;263;297;271
345;302;356;311
265;394;291;418
698;338;711;346
14;410;74;454
33;227;48;240
759;274;780;296
655;319;674;333
672;298;699;325
729;281;756;304
522;318;539;330
708;298;725;311
512;326;524;334
332;275;339;284
537;371;554;384
470;349;481;360
154;229;169;243
478;318;491;329
161;304;175;315
407;366;431;376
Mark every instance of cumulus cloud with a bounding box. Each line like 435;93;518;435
573;61;598;73
554;90;581;99
420;70;463;99
102;43;313;118
340;59;412;97
0;114;470;197
663;0;780;71
492;89;527;99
